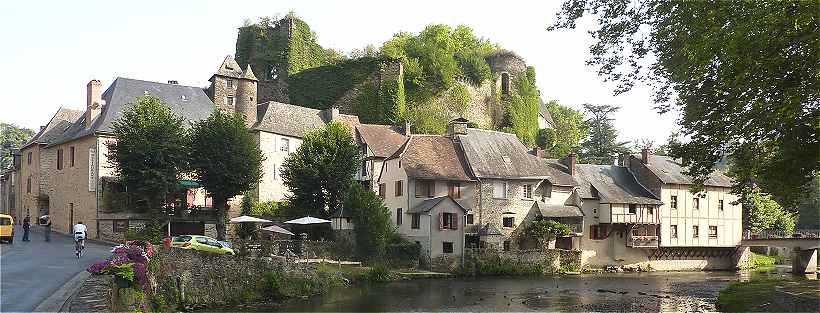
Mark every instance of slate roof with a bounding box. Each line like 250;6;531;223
478;223;503;236
407;196;467;214
24;107;83;148
457;128;553;179
388;135;473;181
534;201;584;217
635;155;733;187
212;55;244;79
575;164;663;205
541;159;579;187
253;102;360;138
49;78;215;146
355;124;406;158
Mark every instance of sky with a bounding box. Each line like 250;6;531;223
0;0;679;145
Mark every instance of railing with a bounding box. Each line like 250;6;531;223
744;229;820;240
627;235;659;248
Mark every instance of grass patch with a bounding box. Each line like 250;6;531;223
717;279;819;312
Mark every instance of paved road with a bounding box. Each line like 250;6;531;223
0;225;111;312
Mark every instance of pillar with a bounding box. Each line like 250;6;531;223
791;248;818;274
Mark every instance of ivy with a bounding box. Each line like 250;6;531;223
288;57;381;109
501;67;540;146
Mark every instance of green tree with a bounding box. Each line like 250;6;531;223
545;100;587;158
742;191;796;234
535;128;557;151
107;96;188;214
235;194;257;240
797;175;820;229
579;104;629;164
502;67;540;146
550;1;819;206
281;122;360;219
0;123;35;170
517;219;572;247
189;110;264;240
345;183;393;260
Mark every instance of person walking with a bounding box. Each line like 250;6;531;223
44;217;52;242
22;215;31;242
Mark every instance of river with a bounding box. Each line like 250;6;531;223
236;267;811;312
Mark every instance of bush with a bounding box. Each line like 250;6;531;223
124;223;166;244
385;237;421;267
365;264;396;282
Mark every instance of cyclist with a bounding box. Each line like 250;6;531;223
73;221;87;257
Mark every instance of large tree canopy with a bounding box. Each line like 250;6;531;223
579;104;629;164
543;100;588;158
550;1;820;207
0;123;35;170
189;110;264;240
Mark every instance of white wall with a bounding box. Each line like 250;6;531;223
256;131;302;202
659;184;742;247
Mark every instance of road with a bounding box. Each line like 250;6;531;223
0;225;111;312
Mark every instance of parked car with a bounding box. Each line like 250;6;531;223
0;214;14;244
170;235;234;255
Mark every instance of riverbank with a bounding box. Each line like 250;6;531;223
717;278;820;312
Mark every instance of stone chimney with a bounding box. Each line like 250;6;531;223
641;148;650;164
530;147;546;158
86;80;102;128
446;118;469;138
560;153;577;176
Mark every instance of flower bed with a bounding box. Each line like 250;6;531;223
87;240;154;292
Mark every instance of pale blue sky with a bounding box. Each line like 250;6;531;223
0;0;678;144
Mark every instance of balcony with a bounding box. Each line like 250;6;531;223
627;235;659;248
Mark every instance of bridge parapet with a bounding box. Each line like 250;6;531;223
744;229;820;240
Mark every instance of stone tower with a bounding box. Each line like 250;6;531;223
208;55;258;126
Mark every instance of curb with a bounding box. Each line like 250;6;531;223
33;270;90;312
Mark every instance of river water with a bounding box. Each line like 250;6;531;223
240;267;808;312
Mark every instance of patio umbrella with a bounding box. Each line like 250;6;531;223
261;225;296;236
230;215;273;223
284;216;332;225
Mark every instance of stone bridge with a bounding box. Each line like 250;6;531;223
741;229;819;274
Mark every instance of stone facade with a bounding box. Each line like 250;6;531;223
254;131;301;202
45;135;99;236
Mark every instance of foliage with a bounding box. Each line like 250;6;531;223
444;83;471;117
717;279;818;313
355;64;406;124
796;175;820;229
263;268;345;300
0;123;34;170
749;252;784;268
535;128;556;151
235;195;257;240
282;122;360;221
545;100;587;158
288;57;381;109
550;1;820;206
501;67;540;146
365;263;397;282
579;104;630;164
516;219;572;246
404;100;449;134
456;51;492;85
107;96;188;213
124;223;166;244
385;234;421;267
742;191;795;234
188;110;264;240
87;241;154;291
460;252;545;276
345;183;393;260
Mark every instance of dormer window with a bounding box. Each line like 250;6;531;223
226;79;234;89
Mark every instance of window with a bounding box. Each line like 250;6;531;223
670;225;678;238
503;240;511;251
648;207;654;215
501;72;510;95
590;224;608;240
57;149;63;170
70;146;75;167
693;226;699;238
396;208;402;225
227;96;235;107
493;181;507;199
226;79;233;88
502;216;514;228
628;204;637;214
670;196;678;209
113;220;129;233
378;183;386;198
718;200;724;211
466;213;474;225
27;152;31;164
442;242;454;254
26;176;31;193
361;160;368;177
279;138;289;152
709;226;718;239
448;182;461;199
395;180;403;197
415;180;435;198
411;214;420;229
441;212;457;230
693;198;699;210
523;184;533;199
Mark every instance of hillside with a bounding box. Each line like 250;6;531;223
234;13;543;145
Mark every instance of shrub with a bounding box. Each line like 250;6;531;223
365;264;396;282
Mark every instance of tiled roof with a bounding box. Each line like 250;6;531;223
253;102;360;138
25;107;83;148
407;196;467;214
575;164;663;205
534;201;584;217
457;128;553;179
355;124;406;158
49;78;215;146
389;135;473;181
241;65;258;81
634;155;732;187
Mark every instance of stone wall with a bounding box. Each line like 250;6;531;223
472;178;545;240
332;59;403;116
66;274;113;312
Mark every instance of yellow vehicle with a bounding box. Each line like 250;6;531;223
0;214;14;244
170;235;234;255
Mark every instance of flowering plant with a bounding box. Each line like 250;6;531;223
88;240;156;291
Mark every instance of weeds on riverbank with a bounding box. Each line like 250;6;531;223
717;279;818;312
750;252;786;267
459;253;546;276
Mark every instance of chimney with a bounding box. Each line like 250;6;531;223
404;121;411;136
446;118;469;138
641;148;650;164
560;153;577;176
167;80;178;85
86;80;102;128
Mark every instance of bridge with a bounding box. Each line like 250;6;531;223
741;229;819;274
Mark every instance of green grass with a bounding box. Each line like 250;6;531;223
717;279;820;312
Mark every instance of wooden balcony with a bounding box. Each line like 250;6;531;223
627;235;659;248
